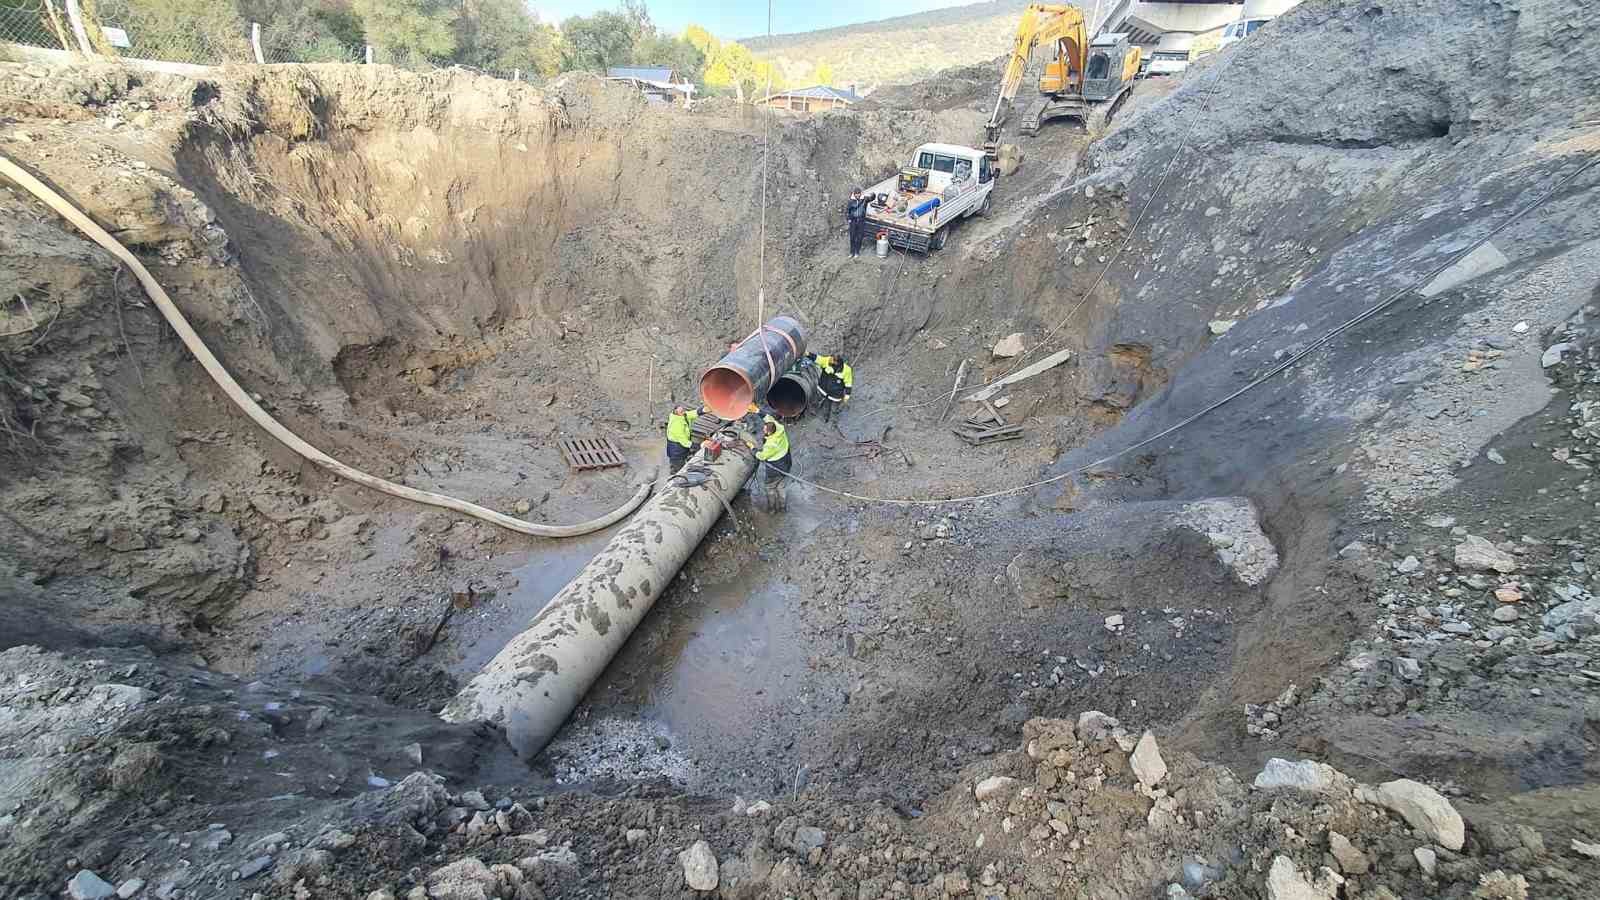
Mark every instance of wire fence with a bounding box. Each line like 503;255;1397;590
0;0;538;85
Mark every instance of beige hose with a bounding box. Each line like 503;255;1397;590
0;154;651;537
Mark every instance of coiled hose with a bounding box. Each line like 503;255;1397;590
0;153;651;537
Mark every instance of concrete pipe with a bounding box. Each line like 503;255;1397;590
439;443;758;758
767;358;820;419
700;316;807;419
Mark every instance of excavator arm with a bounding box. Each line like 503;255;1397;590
985;3;1089;153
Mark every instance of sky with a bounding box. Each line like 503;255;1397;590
530;0;986;40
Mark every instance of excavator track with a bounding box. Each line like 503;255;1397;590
1021;94;1091;136
1085;84;1134;133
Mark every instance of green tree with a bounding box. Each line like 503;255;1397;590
351;0;455;63
558;7;639;72
453;0;539;70
237;0;359;61
631;30;704;83
813;60;834;86
104;0;253;63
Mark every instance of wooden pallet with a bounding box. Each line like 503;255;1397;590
558;437;626;470
951;424;1024;447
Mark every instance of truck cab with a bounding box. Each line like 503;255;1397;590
862;143;996;254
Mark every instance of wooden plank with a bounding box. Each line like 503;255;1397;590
965;348;1073;403
980;400;1007;426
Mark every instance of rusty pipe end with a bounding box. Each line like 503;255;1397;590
700;366;755;419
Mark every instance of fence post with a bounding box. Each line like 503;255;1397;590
513;69;520;81
364;45;373;65
63;0;94;55
251;22;264;64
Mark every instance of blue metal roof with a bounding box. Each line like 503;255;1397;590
764;84;860;103
606;66;676;82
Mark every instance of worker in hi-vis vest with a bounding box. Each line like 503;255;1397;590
664;404;699;473
755;416;792;512
811;353;854;422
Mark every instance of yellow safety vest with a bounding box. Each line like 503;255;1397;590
817;356;854;389
666;409;698;448
756;422;790;462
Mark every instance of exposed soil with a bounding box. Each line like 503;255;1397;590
2;0;1600;897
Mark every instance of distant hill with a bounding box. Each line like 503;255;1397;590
744;0;1031;89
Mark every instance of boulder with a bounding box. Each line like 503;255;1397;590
1075;711;1120;743
679;840;719;891
1454;535;1518;574
974;776;1018;802
426;858;498;900
67;871;117;900
1361;779;1465;851
1130;732;1168;787
992;333;1025;358
1265;856;1335;900
1327;832;1369;875
1254;758;1345;794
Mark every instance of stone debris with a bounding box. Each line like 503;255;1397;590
67;870;118;900
1454;534;1519;573
678;839;719;891
1361;779;1465;851
1265;855;1338;900
1572;838;1600;859
992;332;1025;358
1327;831;1369;875
1253;758;1343;794
1414;845;1438;876
974;775;1018;802
1130;731;1168;787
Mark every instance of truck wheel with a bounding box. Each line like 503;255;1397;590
975;193;993;217
930;226;949;252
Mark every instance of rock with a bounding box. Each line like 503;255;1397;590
458;790;491;811
306;707;331;732
1443;622;1474;634
1362;779;1465;850
1328;832;1369;875
974;775;1018;802
110;742;163;791
1076;711;1120;742
792;826;826;852
1492;605;1520;623
1253;758;1343;793
116;878;145;898
1130;731;1168;787
1512;321;1529;333
1396;658;1423;681
1455;535;1518;574
1494;584;1524;603
68;870;118;900
1543;599;1600;636
625;828;648;845
1396;555;1421;574
1414;846;1438;876
1423;515;1457;529
1542;342;1573;367
992;333;1025;358
1572;839;1600;859
60;389;95;408
744;800;771;817
1208;319;1237;336
366;891;397;900
679;840;719;891
427;858;499;900
1104;614;1124;630
233;856;273;880
403;742;423;765
1265;856;1333;900
1486;448;1506;465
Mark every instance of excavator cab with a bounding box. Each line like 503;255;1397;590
1037;37;1082;94
1082;33;1139;104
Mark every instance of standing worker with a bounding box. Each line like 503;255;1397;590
664;404;700;473
811;352;854;422
755;416;792;511
846;189;869;258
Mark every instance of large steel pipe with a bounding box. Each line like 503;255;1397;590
700;316;807;419
768;358;820;419
439;445;758;758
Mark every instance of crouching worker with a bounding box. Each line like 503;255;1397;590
665;404;699;473
755;416;792;511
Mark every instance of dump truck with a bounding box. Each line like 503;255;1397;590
860;142;996;254
984;3;1141;163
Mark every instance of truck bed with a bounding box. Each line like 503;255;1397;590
863;178;985;252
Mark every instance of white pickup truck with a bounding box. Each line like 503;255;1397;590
861;142;996;253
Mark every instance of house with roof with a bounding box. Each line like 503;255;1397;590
605;66;696;106
757;84;862;114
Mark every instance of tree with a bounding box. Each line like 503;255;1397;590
701;38;779;101
558;7;639;72
100;0;253;63
682;23;717;57
351;0;456;63
453;0;540;70
631;30;704;83
237;0;360;61
813;60;834;86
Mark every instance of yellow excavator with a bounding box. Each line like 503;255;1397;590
984;3;1142;166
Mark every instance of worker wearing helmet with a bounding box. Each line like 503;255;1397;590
755;416;792;511
811;353;854;422
664;404;700;473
